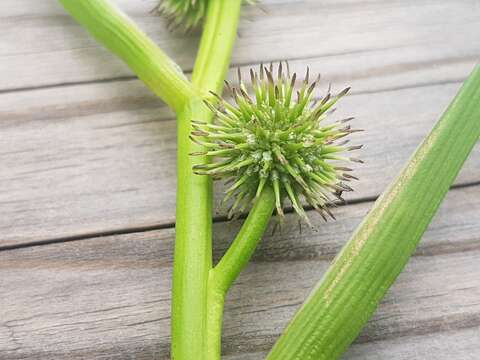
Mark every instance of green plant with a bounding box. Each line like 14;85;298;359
58;1;479;359
192;65;361;222
266;66;480;359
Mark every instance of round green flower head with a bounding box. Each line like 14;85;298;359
157;0;208;31
192;63;363;223
157;0;254;31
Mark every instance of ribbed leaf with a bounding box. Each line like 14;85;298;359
267;65;480;360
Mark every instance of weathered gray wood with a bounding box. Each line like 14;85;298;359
0;186;479;359
1;79;478;246
0;0;479;90
345;327;480;360
225;327;480;359
1;0;479;246
1;1;479;359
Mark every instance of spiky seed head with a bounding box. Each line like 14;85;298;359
157;0;255;32
191;63;363;223
156;0;208;31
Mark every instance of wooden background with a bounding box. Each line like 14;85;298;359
1;0;479;358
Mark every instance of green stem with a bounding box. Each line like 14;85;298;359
207;186;276;359
172;1;242;360
267;65;480;359
172;100;213;360
58;0;196;112
192;0;243;93
213;187;276;293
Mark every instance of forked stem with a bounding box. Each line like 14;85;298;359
59;2;276;359
173;1;243;359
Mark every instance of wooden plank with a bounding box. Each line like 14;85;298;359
1;0;479;245
345;328;480;360
1;79;479;246
0;185;479;359
0;0;479;90
225;327;480;359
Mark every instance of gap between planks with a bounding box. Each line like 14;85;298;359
0;185;479;358
2;78;478;248
1;181;479;253
1;0;478;91
1;42;466;95
0;47;381;95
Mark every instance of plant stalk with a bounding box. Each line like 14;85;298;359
267;65;480;360
192;0;243;93
207;186;276;359
173;99;213;360
58;0;197;112
172;1;243;359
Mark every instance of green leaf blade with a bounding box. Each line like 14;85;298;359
267;65;480;360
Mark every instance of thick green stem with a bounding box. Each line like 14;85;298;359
267;65;480;359
192;0;243;93
172;1;242;359
58;0;196;112
172;100;213;360
207;187;276;359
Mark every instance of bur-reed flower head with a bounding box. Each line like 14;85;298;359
191;63;363;223
157;0;254;31
157;0;208;31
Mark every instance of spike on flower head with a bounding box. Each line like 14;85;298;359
156;0;208;31
157;0;255;32
192;63;363;223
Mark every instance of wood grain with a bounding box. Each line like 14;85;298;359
1;79;478;246
0;1;479;91
1;0;479;246
1;1;479;358
225;327;480;359
0;186;479;359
